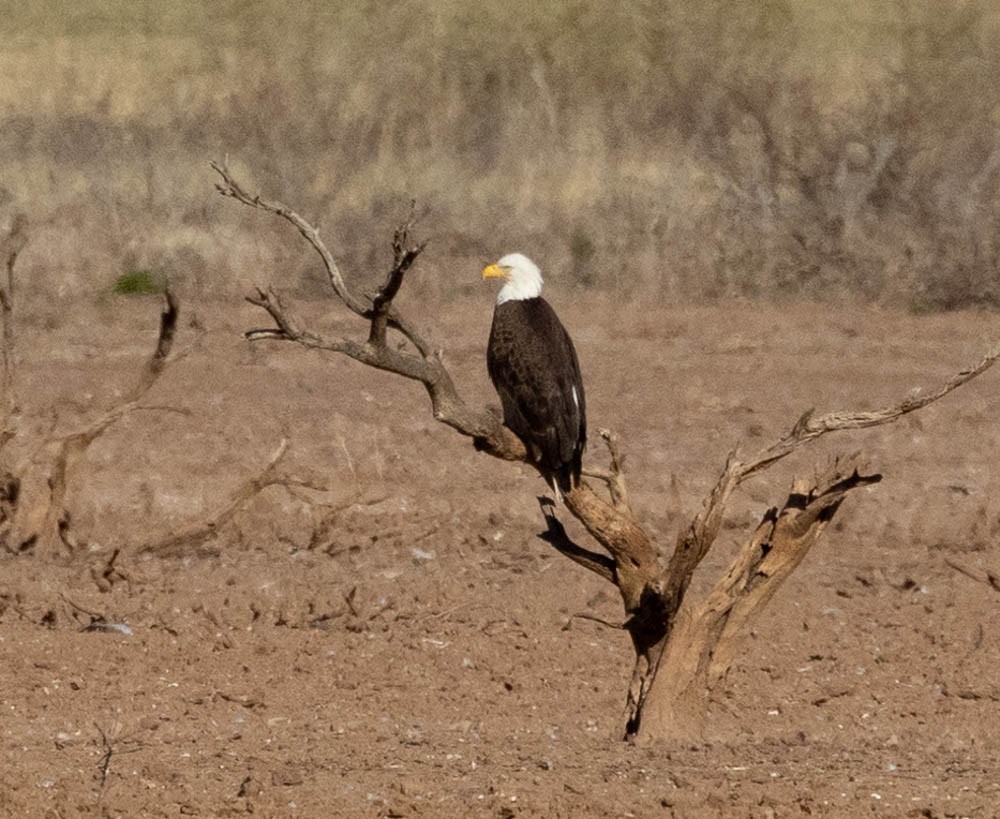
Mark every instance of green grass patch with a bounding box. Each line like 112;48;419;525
112;270;165;296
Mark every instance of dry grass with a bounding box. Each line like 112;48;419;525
3;1;1000;309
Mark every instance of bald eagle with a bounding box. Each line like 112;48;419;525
483;253;586;495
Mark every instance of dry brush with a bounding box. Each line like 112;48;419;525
211;160;1000;744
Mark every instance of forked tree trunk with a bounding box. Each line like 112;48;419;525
622;464;879;743
210;159;999;744
631;610;713;743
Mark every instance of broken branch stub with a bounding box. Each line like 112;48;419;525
212;159;1000;744
705;463;883;681
369;208;427;348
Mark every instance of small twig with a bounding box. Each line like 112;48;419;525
368;207;427;347
344;586;359;618
581;428;631;513
130;287;179;399
945;558;1000;593
93;721;144;789
599;428;630;510
95;723;113;786
383;204;424;304
60;592;105;620
571;612;627;630
92;547;129;591
245;287;303;343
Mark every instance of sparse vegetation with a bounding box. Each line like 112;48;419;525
4;2;1000;306
111;270;164;296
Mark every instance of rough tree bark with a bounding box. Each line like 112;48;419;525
211;160;1000;744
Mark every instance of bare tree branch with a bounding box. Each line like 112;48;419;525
369;206;427;348
629;458;883;740
212;160;367;316
571;612;627;630
211;159;432;356
662;454;741;610
212;159;526;461
2;289;182;554
582;428;631;513
140;438;290;557
130;287;179;399
705;461;883;682
537;497;616;583
563;482;662;610
739;345;1000;479
662;346;1000;617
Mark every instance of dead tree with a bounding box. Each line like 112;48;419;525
0;219;297;561
0;218;181;554
211;160;1000;744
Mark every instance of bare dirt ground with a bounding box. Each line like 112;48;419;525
2;292;999;817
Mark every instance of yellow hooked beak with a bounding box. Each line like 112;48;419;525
482;263;507;280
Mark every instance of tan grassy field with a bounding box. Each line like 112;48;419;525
4;2;1000;305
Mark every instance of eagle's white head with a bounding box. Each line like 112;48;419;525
482;252;543;305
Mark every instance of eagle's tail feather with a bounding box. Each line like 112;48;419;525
549;474;563;503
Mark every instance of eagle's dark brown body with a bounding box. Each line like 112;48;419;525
487;296;586;492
